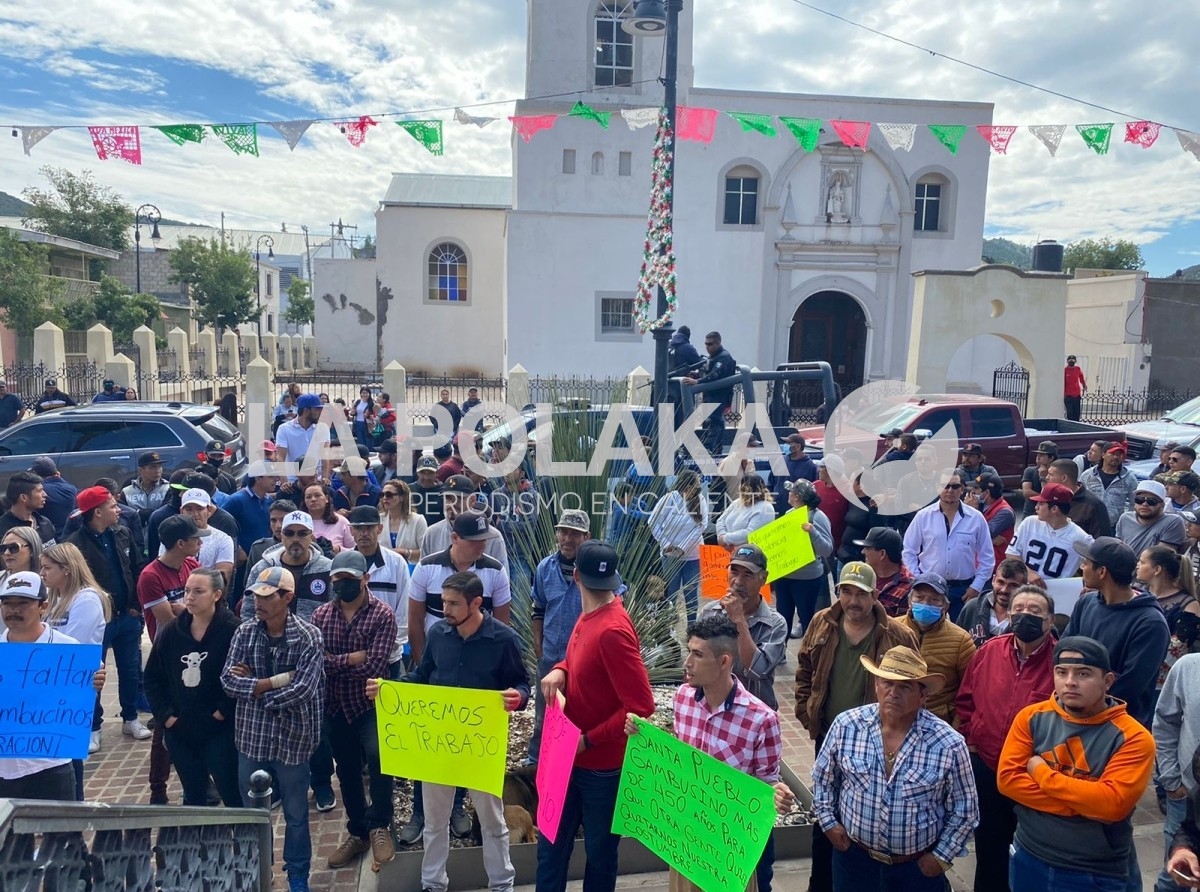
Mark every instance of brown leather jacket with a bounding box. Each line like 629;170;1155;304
794;601;918;740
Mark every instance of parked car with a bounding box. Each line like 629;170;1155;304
0;402;247;491
796;394;1125;490
1126;429;1200;480
1118;394;1200;459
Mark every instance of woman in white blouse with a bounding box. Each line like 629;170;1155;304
715;474;775;549
649;469;710;623
379;480;427;564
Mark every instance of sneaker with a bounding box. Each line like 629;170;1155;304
122;720;152;740
788;629;803;640
369;827;395;866
287;875;310;892
450;806;472;838
314;787;336;812
326;836;368;869
270;792;282;811
398;817;423;845
88;731;101;754
145;716;157;730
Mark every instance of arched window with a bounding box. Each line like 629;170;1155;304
427;243;468;303
723;166;760;225
594;3;633;88
914;173;951;233
592;151;605;175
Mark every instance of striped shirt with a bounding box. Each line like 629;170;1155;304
409;549;510;630
812;703;978;863
361;546;412;660
672;679;781;782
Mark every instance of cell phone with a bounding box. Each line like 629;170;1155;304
1172;866;1197;883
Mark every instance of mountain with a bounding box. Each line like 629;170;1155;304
1179;264;1200;280
982;237;1033;269
0;191;32;217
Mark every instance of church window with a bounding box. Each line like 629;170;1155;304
915;177;947;232
592;152;605;175
563;149;576;174
594;3;633;88
723;172;759;226
427;243;468;304
600;297;635;333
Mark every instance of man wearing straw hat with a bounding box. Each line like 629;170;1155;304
807;645;978;890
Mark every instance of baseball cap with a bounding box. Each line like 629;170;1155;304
443;474;476;494
556;509;591;533
204;440;227;455
45;378;56;387
961;443;984;456
1136;480;1167;500
975;473;1004;499
259;439;277;455
575;540;622;591
1030;482;1074;506
348;505;382;526
250;566;296;596
159;514;203;548
281;510;314;532
337;455;368;477
729;544;768;574
784;433;805;446
839;561;877;593
330;550;369;579
378;439;398;455
417;456;439;472
1053;635;1111;674
1182;510;1200;525
853;526;903;562
1034;440;1059;456
29;456;58;477
452;510;491;541
138;451;165;468
102;379;115;389
1072;536;1137;578
75;485;112;514
1106;443;1128;456
0;571;47;601
296;393;322;410
912;572;948;596
180;488;212;508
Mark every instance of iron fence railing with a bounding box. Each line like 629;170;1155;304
992;361;1030;416
2;361;106;406
1080;388;1200;428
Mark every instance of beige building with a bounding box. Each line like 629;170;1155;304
1064;270;1150;393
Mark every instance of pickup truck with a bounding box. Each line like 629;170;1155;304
797;394;1126;490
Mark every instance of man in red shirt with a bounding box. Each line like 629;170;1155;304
536;541;655;892
136;513;202;804
1063;355;1087;421
954;585;1056;892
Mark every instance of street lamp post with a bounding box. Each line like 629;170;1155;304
625;0;681;409
255;235;275;339
133;204;162;295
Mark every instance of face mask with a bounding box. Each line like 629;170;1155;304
1010;612;1046;643
911;603;943;626
332;579;361;603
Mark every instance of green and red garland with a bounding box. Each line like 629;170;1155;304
633;107;679;334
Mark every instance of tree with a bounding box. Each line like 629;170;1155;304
352;235;376;260
168;237;257;331
981;237;1033;269
0;228;66;335
1063;237;1144;271
283;278;315;327
21;167;133;251
63;275;163;343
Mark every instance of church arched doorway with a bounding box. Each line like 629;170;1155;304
789;291;867;392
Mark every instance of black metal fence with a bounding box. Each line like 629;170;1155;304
992;361;1031;416
3;361;106;406
1080;388;1200;428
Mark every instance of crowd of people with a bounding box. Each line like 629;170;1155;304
4;378;1200;892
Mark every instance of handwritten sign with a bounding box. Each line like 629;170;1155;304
612;718;775;892
374;682;509;796
0;643;101;760
699;545;771;602
536;699;581;844
1042;577;1087;619
748;507;815;583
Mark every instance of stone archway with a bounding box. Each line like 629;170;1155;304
790;291;868;392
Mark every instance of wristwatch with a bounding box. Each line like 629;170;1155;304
933;855;952;874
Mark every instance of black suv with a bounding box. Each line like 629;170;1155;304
0;402;247;490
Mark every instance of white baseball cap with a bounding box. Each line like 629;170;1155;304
180;488;213;508
282;510;314;531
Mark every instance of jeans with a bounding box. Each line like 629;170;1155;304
536;766;622;892
95;613;144;725
832;842;948;891
353;420;370;448
526;656;558;765
423;783;515;892
310;725;334;796
661;556;700;624
239;755;312;880
971;752;1018;892
165;719;241;807
1065;396;1082;421
774;576;825;637
756;833;776;892
945;579;972;623
1010;842;1125;892
149;722;173;803
327;709;393;838
1157;794;1189;892
0;762;75;801
811;821;833;892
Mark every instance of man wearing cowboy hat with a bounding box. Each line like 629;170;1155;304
806;645;977;889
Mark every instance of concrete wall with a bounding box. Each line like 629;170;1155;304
1064;271;1148;392
312;258;380;371
908;266;1070;418
109;250;186;299
1143;278;1200;390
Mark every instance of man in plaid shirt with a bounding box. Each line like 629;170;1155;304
627;614;781;892
222;566;325;892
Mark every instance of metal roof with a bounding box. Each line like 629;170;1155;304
1;223;121;259
381;173;512;209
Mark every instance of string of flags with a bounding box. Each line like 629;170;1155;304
10;101;1200;164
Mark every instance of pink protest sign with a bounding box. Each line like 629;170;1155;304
536;700;581;844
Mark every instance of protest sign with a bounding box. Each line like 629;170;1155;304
748;507;815;582
536;698;581;844
1043;577;1086;619
613;718;775;892
698;545;771;602
375;682;509;797
0;643;101;760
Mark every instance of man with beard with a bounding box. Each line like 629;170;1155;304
1115;479;1187;554
956;558;1030;647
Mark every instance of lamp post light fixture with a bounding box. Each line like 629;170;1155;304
255;235;275;339
133;203;162;295
624;0;681;409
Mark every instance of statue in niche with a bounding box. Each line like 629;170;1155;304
825;171;851;224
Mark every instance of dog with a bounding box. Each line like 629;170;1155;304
470;764;541;845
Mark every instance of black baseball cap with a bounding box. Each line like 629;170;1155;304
975;473;1004;499
348;505;382;526
159;514;203;548
138;451;165;468
853;526;903;562
1054;635;1111;673
444;474;476;494
576;540;622;591
452;510;491;541
1072;536;1137;578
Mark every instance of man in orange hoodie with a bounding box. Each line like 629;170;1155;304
997;635;1154;889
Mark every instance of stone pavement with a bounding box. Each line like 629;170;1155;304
85;636;1171;891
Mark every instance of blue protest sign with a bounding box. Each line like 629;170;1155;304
0;643;102;759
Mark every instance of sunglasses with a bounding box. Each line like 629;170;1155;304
0;543;27;555
1134;496;1161;506
282;529;312;538
943;483;963;491
1168;456;1183;463
380;492;397;499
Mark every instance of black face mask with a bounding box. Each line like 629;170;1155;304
332;579;361;603
1010;612;1046;643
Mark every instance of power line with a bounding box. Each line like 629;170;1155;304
785;0;1197;134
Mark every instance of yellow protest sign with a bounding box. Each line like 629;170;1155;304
374;682;509;797
747;507;815;583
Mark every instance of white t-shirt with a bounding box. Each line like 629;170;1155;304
159;527;235;570
273;419;330;480
355;400;370;423
1007;517;1094;579
48;587;107;646
0;625;80;779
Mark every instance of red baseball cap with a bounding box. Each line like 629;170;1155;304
1030;482;1074;505
75;485;112;514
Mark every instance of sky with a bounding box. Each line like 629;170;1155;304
0;0;1198;273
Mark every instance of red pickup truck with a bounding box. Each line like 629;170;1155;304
798;394;1125;490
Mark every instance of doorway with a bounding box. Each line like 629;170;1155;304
789;291;867;392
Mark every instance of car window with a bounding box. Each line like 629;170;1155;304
916;408;963;438
0;423;66;457
969;407;1017;440
67;420;182;452
121;422;184;449
198;414;240;443
65;421;129;452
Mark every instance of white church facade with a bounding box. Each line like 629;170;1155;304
316;1;997;393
